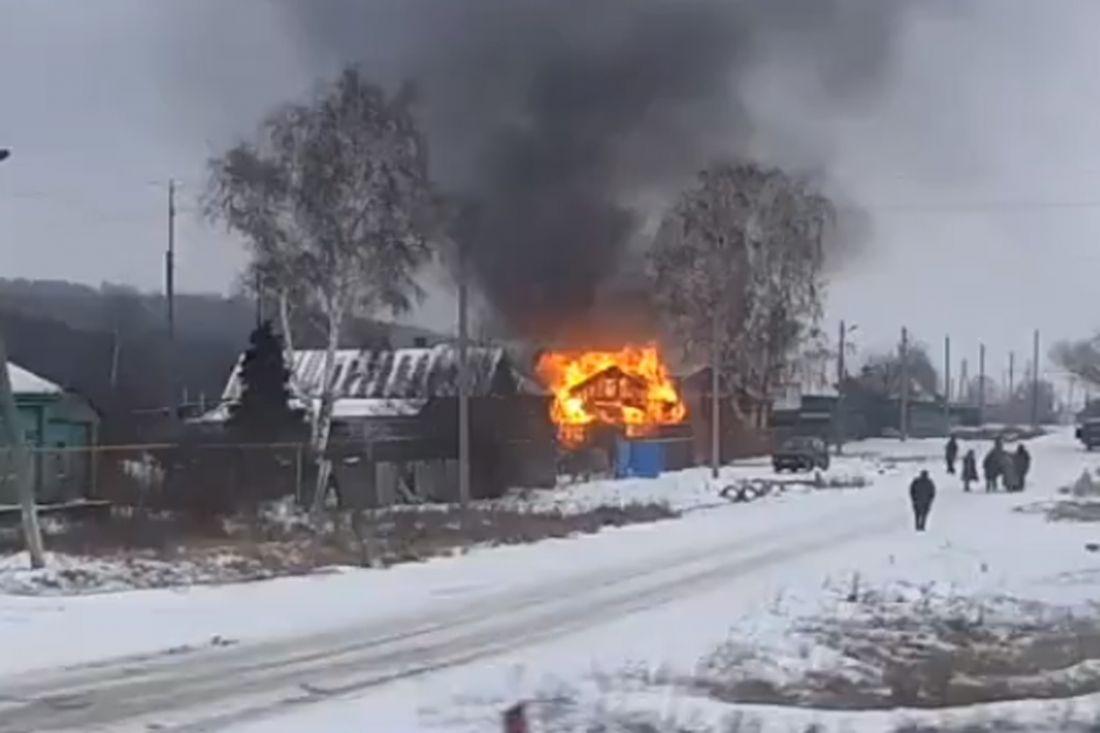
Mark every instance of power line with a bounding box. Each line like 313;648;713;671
847;198;1100;215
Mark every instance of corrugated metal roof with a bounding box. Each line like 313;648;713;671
221;344;521;403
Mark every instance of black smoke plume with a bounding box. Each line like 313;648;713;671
271;0;915;339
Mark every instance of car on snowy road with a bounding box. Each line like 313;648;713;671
1076;419;1100;450
772;436;830;473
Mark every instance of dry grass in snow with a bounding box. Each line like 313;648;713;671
691;581;1100;710
0;500;676;595
493;583;1100;733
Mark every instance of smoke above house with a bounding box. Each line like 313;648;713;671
267;0;920;340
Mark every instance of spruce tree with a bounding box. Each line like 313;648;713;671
229;321;302;441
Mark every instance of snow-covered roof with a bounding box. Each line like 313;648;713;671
200;344;538;424
194;396;428;424
221;344;523;403
7;363;62;396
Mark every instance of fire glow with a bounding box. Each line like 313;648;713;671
536;344;687;449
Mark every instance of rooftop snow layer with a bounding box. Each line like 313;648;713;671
7;363;62;395
221;344;528;403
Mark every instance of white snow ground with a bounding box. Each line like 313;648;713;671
0;454;883;675
0;429;1098;732
224;429;1100;733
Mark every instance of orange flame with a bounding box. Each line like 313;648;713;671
536;344;687;449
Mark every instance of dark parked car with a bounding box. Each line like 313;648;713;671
1076;419;1100;450
773;436;830;472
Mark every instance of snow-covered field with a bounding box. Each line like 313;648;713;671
0;428;1097;732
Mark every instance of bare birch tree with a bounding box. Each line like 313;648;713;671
649;161;833;421
205;68;437;517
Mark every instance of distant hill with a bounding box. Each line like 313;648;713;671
0;278;449;442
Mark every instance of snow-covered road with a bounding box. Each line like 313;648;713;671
0;429;1097;732
0;479;909;731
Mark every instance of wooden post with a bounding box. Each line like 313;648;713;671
89;436;99;500
836;320;846;455
900;327;909;441
979;343;986;425
1009;351;1015;405
944;335;951;430
710;309;721;479
1032;329;1041;427
457;242;471;519
0;336;45;568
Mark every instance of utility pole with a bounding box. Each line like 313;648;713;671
457;241;471;518
0;335;45;568
1008;351;1015;406
165;179;178;417
166;179;176;340
978;343;986;425
1032;328;1041;427
836;320;847;455
0;149;45;569
900;326;909;441
710;310;721;480
944;335;951;428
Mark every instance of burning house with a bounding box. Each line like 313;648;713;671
535;344;693;476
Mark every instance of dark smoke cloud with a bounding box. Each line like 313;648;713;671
269;0;916;339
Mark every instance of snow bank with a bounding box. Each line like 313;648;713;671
498;457;878;515
1069;469;1100;498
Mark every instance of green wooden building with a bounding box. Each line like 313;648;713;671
3;363;99;503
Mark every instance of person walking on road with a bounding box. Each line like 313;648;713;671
1001;450;1020;492
1014;444;1032;490
909;470;936;531
945;435;959;475
983;438;1005;492
982;449;999;491
962;449;978;492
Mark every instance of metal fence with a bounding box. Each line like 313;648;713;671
0;442;314;513
61;442;309;512
2;436;549;514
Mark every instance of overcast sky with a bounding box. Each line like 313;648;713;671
3;1;1100;383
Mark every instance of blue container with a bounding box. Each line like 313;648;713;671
616;438;666;479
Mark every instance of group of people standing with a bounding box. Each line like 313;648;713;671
908;435;1033;532
945;435;1030;493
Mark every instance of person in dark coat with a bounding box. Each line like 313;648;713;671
982;448;1001;492
983;438;1005;492
1014;444;1032;490
909;470;936;531
1001;450;1020;492
945;436;959;475
962;449;979;492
